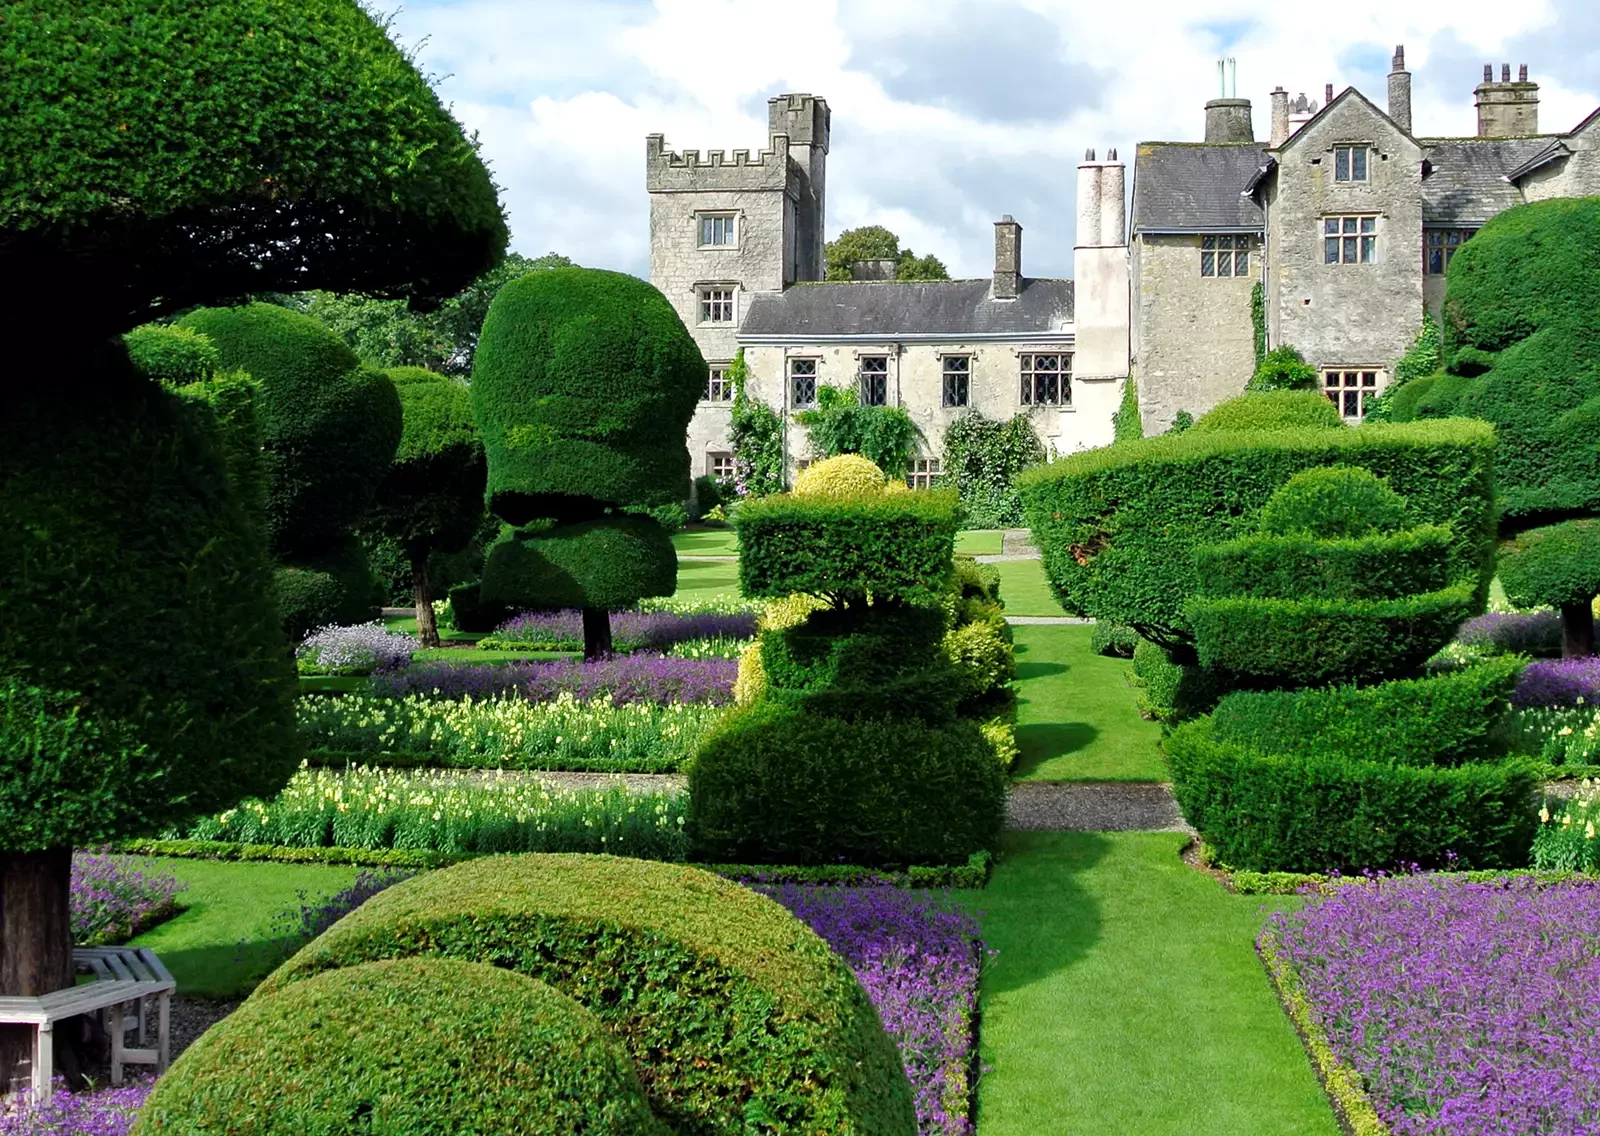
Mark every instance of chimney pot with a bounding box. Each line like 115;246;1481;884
1387;43;1413;133
1502;63;1511;82
1085;147;1096;161
1519;64;1529;81
993;216;1023;300
1483;64;1493;82
1392;45;1405;70
1325;83;1334;105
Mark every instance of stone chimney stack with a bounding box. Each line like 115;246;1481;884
1270;87;1290;147
849;258;897;281
1476;62;1539;137
1325;83;1335;106
1388;45;1413;134
993;215;1022;300
1074;149;1130;391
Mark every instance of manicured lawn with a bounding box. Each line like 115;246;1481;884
383;613;484;643
674;557;741;602
412;647;572;664
672;527;739;557
130;858;363;997
955;529;1004;556
992;558;1068;617
297;675;369;695
1012;624;1164;781
971;832;1338;1136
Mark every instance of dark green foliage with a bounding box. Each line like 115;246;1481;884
727;349;784;497
275;534;381;640
1131;638;1230;723
1190;390;1343;434
797;386;922;478
1246;346;1318;392
170;374;269;543
1254;465;1410;538
255;855;918;1136
1208;658;1523;768
1251;282;1267;366
952;557;1002;605
123;325;219;387
1090;622;1139;658
689;703;1007;867
1166;410;1195;435
1166;718;1540;872
1018;419;1496;642
132;958;666;1135
362;370;484;561
1362;317;1442;423
736;491;960;607
691;476;725;520
2;0;506;346
1191;526;1453;601
939;411;1047;527
1377;374;1439;423
824;225;950;282
0;364;298;851
480;516;676;612
1112;378;1142;442
1498;520;1600;610
446;581;511;633
472;268;705;521
179;304;402;558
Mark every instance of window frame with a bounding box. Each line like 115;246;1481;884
788;356;818;409
1200;234;1254;278
697;285;736;324
708;451;735;481
906;457;942;490
1019;352;1072;408
1426;228;1474;276
941;355;971;408
696;212;738;249
1322;368;1383;422
705;363;733;404
857;355;889;406
1323;215;1378;265
1333;144;1371;183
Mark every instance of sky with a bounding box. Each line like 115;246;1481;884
382;0;1600;282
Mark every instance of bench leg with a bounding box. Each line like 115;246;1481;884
33;1022;53;1102
110;1003;124;1086
137;995;148;1047
157;994;170;1072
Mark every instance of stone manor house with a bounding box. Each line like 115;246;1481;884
647;55;1600;483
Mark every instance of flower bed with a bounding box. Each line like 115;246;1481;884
72;853;186;946
296;691;721;772
0;1078;151;1136
296;622;415;676
480;608;756;653
1533;781;1600;869
1513;656;1600;709
373;653;735;705
758;882;984;1136
1262;874;1600;1134
179;766;689;860
1455;610;1566;657
1502;705;1600;766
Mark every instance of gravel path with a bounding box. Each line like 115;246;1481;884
1007;782;1192;832
1005;615;1094;625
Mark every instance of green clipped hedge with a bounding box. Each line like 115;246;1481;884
1254;464;1410;538
124;325;219;387
688;703;1007;867
255;855;918;1136
275;534;381;640
737;490;961;606
1186;583;1476;687
1090;621;1139;658
480;515;676;611
133;957;665;1135
446;580;511;633
1131;638;1230;723
1192;526;1453;601
471;269;704;522
1166;718;1540;872
1190;390;1343;434
1208;658;1524;768
1498;519;1600;610
1018;419;1496;640
170;374;269;544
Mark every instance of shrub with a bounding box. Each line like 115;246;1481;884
254;855;919;1136
1190;390;1343;434
296;621;415;676
691;474;724;520
1456;610;1569;658
1019;418;1496;641
938;411;1047;527
1246;345;1319;392
274;533;381;640
1208;658;1523;767
1090;621;1139;658
123;324;220;387
796;390;922;478
794;453;898;499
951;556;1002;605
1166;718;1540;872
733;641;767;705
1498;519;1600;612
1130;638;1229;723
943;618;1017;701
132;958;666;1135
480;515;677;612
446;580;511;632
1192;526;1453;602
1512;657;1600;709
736;490;960;607
1254;465;1410;538
688;704;1007;867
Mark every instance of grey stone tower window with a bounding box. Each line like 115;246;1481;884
858;356;888;406
705;364;733;403
1334;145;1370;182
698;213;737;247
699;286;735;323
1324;216;1377;264
789;357;818;408
1201;235;1252;277
1020;353;1071;407
942;356;970;408
1427;229;1473;275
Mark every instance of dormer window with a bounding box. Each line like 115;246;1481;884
1334;145;1370;182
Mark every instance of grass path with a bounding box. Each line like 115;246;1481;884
955;529;1005;556
991;559;1068;617
970;832;1338;1136
1012;625;1164;781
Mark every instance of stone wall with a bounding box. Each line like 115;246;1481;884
1519;123;1600;202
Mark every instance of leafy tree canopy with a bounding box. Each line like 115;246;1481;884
824;226;950;282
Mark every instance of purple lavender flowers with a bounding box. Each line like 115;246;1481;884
1456;610;1567;657
760;883;984;1136
1264;874;1600;1134
0;1078;151;1136
1513;656;1600;708
296;622;415;676
72;853;186;946
484;609;756;652
373;653;736;705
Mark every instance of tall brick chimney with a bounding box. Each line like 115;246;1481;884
1476;63;1539;137
993;215;1022;300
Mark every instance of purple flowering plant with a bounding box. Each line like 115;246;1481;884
480;609;756;654
296;622;415;677
71;853;185;947
758;882;985;1136
1263;873;1600;1135
373;653;736;705
1455;610;1567;658
0;1077;151;1136
1513;656;1600;709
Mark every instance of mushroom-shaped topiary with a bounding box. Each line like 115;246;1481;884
793;454;896;500
1498;520;1600;658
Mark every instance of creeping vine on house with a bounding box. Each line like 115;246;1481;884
727;349;785;497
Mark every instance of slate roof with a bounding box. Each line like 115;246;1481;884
1420;137;1555;224
1131;143;1268;232
736;278;1074;339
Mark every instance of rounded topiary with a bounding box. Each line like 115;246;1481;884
254;855;917;1136
479;515;677;611
179;304;401;557
1246;345;1319;392
275;534;381;640
123;325;220;387
1498;520;1600;657
794;454;893;500
471;268;705;522
1255;466;1410;539
689;703;1007;867
132;957;665;1136
1190;390;1344;434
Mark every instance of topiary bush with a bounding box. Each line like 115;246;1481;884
689;704;1007;867
1253;465;1410;538
1497;520;1600;657
1190;390;1344;435
793;454;899;500
133;957;666;1135
254;855;918;1136
1090;621;1139;658
275;534;382;641
123;324;220;387
480;515;677;613
1191;526;1454;602
1131;637;1230;723
1246;345;1319;392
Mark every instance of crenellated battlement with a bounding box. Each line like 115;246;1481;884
646;132;795;192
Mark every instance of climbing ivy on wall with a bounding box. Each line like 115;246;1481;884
795;385;922;477
727;349;785;497
1251;281;1267;368
939;411;1046;527
1112;377;1142;442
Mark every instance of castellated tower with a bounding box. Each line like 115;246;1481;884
645;94;830;368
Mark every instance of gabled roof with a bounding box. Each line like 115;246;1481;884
737;278;1074;341
1420;137;1556;223
1272;86;1421;155
1503;140;1570;182
1131;143;1268;232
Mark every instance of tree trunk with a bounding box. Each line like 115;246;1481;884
0;849;74;1095
1562;602;1596;659
412;553;439;649
582;608;613;660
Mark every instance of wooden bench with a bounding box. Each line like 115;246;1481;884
0;946;175;1098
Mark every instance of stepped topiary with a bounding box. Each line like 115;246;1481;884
254;855;917;1136
472;269;704;657
133;957;666;1135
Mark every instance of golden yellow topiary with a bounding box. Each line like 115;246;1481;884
883;478;911;495
793;454;890;500
733;640;767;704
759;593;830;633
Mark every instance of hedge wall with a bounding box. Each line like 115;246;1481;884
124;324;219;387
1189;390;1343;434
1017;419;1496;641
1191;526;1453;601
255;854;917;1136
132;958;665;1134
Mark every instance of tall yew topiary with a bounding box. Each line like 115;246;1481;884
0;0;505;1087
472;268;704;657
